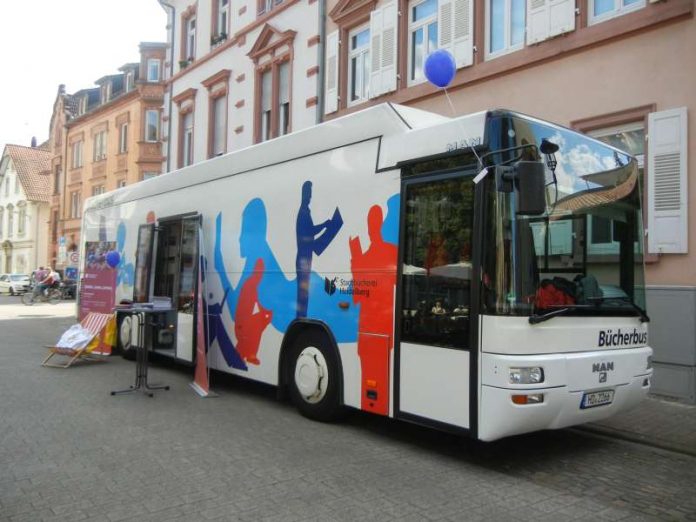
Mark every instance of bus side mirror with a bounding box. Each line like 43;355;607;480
516;161;546;216
495;161;547;215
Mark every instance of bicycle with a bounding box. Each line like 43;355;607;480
21;285;62;305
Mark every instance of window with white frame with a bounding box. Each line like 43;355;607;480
409;0;439;84
70;191;80;218
92;185;106;196
7;204;13;237
71;141;83;168
348;25;370;105
260;70;272;142
93;131;107;161
119;123;128;153
487;0;526;58
14;175;19;194
589;0;645;25
145;110;159;142
182;112;194;167
78;96;88;116
217;0;229;37
278;62;290;137
211;95;227;157
4;177;8;196
0;208;4;238
587;122;645;255
147;59;161;82
186;16;197;59
126;71;135;91
17;204;26;236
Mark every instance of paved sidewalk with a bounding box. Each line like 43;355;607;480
582;395;696;456
0;300;76;321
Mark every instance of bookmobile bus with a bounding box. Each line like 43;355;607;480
79;103;652;441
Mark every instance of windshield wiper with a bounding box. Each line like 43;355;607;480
529;306;579;324
588;297;650;323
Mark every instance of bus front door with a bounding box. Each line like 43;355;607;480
396;172;476;430
153;215;199;363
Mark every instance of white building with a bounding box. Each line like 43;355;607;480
158;0;322;172
0;145;51;274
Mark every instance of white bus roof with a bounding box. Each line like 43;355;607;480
84;103;488;213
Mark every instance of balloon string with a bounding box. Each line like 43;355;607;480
443;87;483;168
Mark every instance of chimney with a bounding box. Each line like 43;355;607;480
31;136;37;148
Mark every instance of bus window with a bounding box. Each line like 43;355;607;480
400;174;475;349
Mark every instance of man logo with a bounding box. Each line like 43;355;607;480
599;372;607;383
324;277;337;296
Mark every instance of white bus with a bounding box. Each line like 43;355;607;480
80;103;652;441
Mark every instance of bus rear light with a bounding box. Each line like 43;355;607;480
511;393;544;405
509;367;544;384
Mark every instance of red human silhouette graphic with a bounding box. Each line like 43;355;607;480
349;205;398;415
235;259;273;365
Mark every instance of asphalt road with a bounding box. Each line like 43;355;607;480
1;312;695;521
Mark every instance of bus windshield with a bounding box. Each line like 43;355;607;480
482;114;646;320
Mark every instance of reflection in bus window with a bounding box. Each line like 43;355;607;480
400;174;475;349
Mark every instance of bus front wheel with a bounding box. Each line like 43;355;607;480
289;330;342;422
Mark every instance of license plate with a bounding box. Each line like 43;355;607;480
580;390;614;409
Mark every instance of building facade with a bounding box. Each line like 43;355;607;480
0;144;51;274
158;0;323;171
47;43;166;269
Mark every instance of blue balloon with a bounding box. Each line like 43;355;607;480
105;250;120;269
424;49;456;88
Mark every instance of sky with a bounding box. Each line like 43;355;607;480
0;1;167;150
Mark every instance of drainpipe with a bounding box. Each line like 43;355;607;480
316;0;327;123
159;0;176;173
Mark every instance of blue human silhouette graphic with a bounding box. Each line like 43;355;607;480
295;181;343;318
116;222;134;288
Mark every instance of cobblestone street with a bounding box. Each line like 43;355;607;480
1;314;695;521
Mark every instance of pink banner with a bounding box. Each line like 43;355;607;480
79;241;117;323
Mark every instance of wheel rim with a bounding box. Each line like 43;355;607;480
294;346;329;404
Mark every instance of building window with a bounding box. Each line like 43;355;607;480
117;179;127;188
119;123;128;153
143;172;159;181
17;204;26;236
181;111;194;167
258;0;283;16
71;141;83;168
348;26;370;106
7;204;13;237
14;175;20;194
78;96;88;116
92;185;105;196
589;0;645;24
93;131;107;161
278;62;290;137
4;177;9;196
70;191;81;218
260;70;272;142
147;59;161;82
185;16;197;60
210;95;227;157
257;62;291;143
214;0;229;39
126;71;135;91
409;0;439;84
487;0;525;58
101;83;112;104
0;208;4;239
145;110;159;142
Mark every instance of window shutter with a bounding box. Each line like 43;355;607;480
369;2;397;99
648;107;688;254
438;0;473;69
325;30;339;114
527;0;574;45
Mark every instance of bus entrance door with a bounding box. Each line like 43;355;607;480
153;215;199;363
397;172;475;430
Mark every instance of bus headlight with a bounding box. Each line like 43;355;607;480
509;367;544;384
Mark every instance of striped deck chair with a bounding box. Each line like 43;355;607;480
42;312;116;368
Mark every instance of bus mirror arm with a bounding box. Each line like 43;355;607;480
495;161;546;216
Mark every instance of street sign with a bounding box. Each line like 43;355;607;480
69;251;79;265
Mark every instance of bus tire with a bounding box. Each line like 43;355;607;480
288;329;343;422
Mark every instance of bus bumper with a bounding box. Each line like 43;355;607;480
477;347;652;442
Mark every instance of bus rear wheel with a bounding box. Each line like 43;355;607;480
288;330;342;422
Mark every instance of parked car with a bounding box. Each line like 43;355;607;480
0;273;31;295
